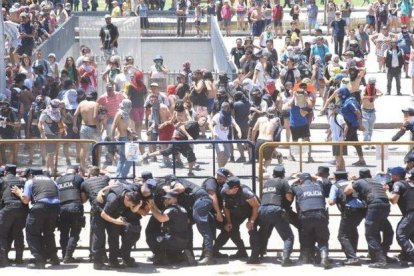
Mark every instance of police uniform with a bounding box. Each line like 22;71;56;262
80;175;110;269
152;192;192;265
103;181;142;267
329;171;366;264
292;173;330;269
56;172;84;262
171;177;215;261
0;165;28;266
214;178;260;261
392;169;414;261
257;167;294;265
351;171;391;268
23;168;60;269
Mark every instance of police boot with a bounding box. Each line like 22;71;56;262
281;251;293;267
368;252;387;269
198;250;216;265
298;249;311;265
15;251;24;264
63;251;77;264
183;249;197;266
0;252;8;268
320;249;332;269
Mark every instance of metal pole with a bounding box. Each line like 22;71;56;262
323;0;327;26
0;0;6;95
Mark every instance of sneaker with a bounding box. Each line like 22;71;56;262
48;255;60;265
343;258;361;266
352;160;366;166
93;263;109;270
160;159;173;168
368;262;387;268
188;172;195;177
27;262;46;269
175;160;185;168
62;256;77;264
122;257;138;267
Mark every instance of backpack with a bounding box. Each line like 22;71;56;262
272;5;283;20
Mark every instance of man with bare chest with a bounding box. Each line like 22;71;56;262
252;113;282;170
112;99;133;178
73;92;100;170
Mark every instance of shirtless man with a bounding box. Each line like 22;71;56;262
73;91;100;170
149;93;172;153
361;77;382;148
111;99;133;178
348;66;366;104
252;113;282;171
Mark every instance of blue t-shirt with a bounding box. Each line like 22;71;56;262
290;105;308;127
18;22;34;47
311;45;329;64
399;0;411;15
341;97;360;127
329;180;366;208
331;19;346;38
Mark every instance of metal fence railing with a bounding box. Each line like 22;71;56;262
0;139;96;177
257;141;414;193
92;139;257;192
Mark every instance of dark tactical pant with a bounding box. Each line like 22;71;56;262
25;203;59;263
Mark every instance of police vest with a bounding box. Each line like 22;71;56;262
32;175;58;202
224;185;254;213
56;174;81;205
402;181;414;213
83;176;110;204
365;179;388;205
153;178;172;211
163;204;189;239
179;179;209;208
296;180;326;213
261;178;283;206
1;175;26;205
334;180;360;210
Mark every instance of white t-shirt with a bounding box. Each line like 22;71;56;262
212;113;235;140
329;113;346;142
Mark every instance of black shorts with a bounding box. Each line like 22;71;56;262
238;127;249;139
255;139;273;161
332;145;348;156
30;125;41;138
160;140;196;163
16;44;34;56
290;125;310;141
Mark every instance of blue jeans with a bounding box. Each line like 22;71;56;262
192;197;215;252
362;109;376;141
116;137;132;178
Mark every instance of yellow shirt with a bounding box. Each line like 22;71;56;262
111;6;121;17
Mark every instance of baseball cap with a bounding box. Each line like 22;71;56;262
299;173;312;181
141;171;153;181
104;14;111;19
163;191;179;199
359;168;372;179
150;82;159;87
402;107;414;114
389;166;406;177
216;168;230;178
273;165;285;174
227;176;241;188
333;171;348;180
4;164;17;175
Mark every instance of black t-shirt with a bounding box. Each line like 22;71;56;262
392;180;409;214
202;177;224;210
80;175;110;205
352;178;389;206
0;110;18;139
242;59;256;77
230;46;246;69
233;100;251;129
176;83;190;99
176;121;200;140
99;23;119;49
103;192;126;218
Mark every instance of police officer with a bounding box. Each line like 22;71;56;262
149;191;196;266
0;165;28;267
316;166;333;196
328;171;366;266
292;173;331;269
100;182;143;268
404;153;414;172
11;168;60;269
386;167;414;263
56;166;85;263
202;168;230;258
344;168;391;268
257;165;294;266
216;176;260;264
80;166;110;270
165;176;216;265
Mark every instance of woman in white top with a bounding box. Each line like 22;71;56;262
18;54;34;80
253;54;269;90
47;53;59;79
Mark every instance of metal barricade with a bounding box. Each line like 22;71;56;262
92;139;257;192
0;139;96;177
258;141;414;195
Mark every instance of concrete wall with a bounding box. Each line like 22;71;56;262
140;38;213;72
